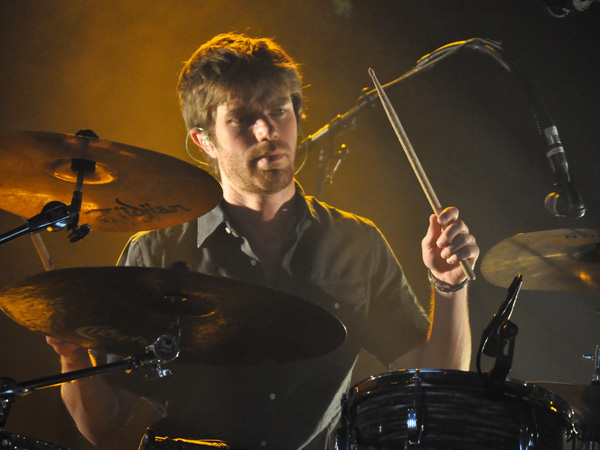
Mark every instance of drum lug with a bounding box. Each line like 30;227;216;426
406;407;423;445
519;424;538;450
407;370;424;445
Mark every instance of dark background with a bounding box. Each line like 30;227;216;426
0;1;599;448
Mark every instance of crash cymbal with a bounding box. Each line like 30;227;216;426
0;130;222;232
0;266;346;365
481;229;600;291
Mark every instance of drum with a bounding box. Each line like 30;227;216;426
337;369;576;450
138;428;230;450
0;431;67;450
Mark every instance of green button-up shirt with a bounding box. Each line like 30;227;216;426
116;184;429;449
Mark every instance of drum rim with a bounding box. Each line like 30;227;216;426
347;368;575;423
0;431;67;450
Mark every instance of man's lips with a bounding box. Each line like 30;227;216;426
253;151;287;165
259;153;285;162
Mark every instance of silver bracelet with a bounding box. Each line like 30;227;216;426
428;269;469;293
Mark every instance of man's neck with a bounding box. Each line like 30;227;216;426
221;181;296;224
221;182;299;274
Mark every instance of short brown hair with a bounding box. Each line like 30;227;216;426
177;32;304;135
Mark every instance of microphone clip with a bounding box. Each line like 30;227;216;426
477;274;523;394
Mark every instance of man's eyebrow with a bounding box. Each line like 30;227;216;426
224;106;248;116
224;95;293;117
269;96;293;107
225;96;292;115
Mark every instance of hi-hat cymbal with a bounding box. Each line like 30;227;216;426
481;229;600;291
0;130;222;232
0;266;347;365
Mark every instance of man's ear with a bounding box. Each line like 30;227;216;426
189;128;217;159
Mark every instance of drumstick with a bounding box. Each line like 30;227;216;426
368;68;476;282
29;233;55;271
21;217;55;271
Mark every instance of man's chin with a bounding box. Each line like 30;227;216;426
255;168;295;194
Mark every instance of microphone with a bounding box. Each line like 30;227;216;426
542;125;586;218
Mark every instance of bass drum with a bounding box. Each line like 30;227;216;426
337;369;576;450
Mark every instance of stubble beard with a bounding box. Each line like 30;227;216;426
254;165;295;194
220;147;296;195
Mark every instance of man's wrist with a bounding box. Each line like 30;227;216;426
60;349;93;372
428;269;469;293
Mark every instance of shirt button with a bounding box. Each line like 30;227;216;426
250;259;258;266
269;393;276;400
334;302;341;309
260;441;267;447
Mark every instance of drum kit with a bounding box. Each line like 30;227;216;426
0;129;599;449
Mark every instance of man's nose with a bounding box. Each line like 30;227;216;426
254;117;279;141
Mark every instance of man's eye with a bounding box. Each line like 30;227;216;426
230;116;248;124
271;108;287;117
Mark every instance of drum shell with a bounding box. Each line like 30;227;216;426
0;431;67;450
339;369;575;450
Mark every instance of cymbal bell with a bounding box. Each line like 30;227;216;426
0;130;222;232
0;266;347;365
481;229;600;291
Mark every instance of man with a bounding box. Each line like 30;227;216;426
48;33;479;449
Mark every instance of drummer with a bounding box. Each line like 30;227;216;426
47;32;479;450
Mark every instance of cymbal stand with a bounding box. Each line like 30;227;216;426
143;292;183;379
0;157;96;246
582;345;600;385
577;345;600;448
299;87;377;199
0;328;180;428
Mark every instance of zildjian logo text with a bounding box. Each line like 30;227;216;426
87;199;192;223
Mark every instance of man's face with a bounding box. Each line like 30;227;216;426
208;86;298;196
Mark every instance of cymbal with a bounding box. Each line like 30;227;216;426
530;381;600;430
481;229;600;291
0;130;222;232
0;266;347;365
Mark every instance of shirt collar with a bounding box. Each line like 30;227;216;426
196;201;228;248
196;181;318;248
